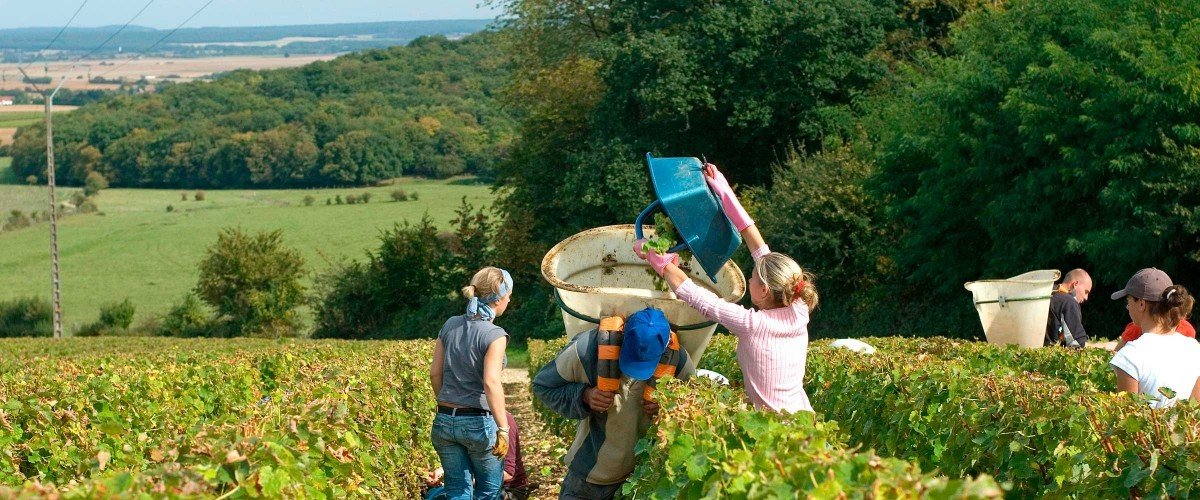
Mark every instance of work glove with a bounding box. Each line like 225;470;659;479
633;238;649;259
634;239;679;275
703;163;754;231
645;250;679;277
493;427;509;458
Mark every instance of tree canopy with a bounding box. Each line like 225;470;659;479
10;32;515;188
870;0;1200;331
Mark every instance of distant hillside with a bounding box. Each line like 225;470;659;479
9;32;516;188
0;19;492;61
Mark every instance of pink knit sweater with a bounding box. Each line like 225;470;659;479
674;245;813;413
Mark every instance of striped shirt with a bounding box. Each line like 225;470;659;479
674;245;813;413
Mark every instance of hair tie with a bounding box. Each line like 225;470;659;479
466;269;514;321
1167;289;1178;300
793;280;807;296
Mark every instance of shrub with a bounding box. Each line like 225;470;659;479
625;379;1002;498
302;195;315;206
196;228;306;337
4;210;31;231
0;144;9;156
410;192;419;201
180;192;189;201
0;297;52;337
360;192;372;203
157;293;212;337
0;340;439;495
133;314;162;336
70;191;87;207
312;198;492;339
344;194;358;205
25;175;38;185
166;204;175;213
98;298;136;329
83;171;108;196
74;323;109;337
701;336;1200;496
749;144;908;337
77;298;137;337
391;189;409;202
528;338;574;437
194;190;206;201
325;198;332;205
335;195;343;205
78;198;99;213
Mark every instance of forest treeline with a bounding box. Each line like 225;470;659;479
487;0;1200;339
10;32;514;188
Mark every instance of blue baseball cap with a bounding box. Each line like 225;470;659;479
619;308;671;381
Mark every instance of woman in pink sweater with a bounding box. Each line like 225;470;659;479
635;163;819;413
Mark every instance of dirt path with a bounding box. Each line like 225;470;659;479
502;368;568;500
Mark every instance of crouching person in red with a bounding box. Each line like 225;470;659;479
532;308;695;499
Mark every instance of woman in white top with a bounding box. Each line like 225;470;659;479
1109;268;1200;408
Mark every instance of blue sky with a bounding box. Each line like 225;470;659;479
0;0;503;30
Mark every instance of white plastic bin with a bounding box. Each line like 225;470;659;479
541;224;746;362
964;269;1061;348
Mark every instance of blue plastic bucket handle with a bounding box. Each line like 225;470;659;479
634;200;688;254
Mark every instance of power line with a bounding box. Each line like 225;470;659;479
40;1;91;55
91;0;219;82
45;0;158;76
15;0;90;76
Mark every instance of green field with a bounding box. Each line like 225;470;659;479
0;158;495;330
0;112;44;129
0;157;84;213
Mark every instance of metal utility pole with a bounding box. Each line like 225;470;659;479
17;66;66;338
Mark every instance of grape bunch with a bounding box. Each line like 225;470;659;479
641;214;693;291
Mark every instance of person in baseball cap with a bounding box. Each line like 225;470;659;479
1112;268;1196;351
1110;267;1173;301
619;308;672;381
530;307;695;497
1109;268;1200;408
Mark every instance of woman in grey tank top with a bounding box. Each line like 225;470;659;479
430;267;512;500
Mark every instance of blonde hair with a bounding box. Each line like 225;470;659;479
754;253;819;310
462;267;506;303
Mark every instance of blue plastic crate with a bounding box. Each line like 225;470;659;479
635;153;741;282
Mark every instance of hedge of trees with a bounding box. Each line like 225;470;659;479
490;0;1200;339
9;32;515;188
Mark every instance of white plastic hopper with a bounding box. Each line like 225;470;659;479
964;269;1061;348
541;225;746;361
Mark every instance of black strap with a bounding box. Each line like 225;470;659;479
437;405;491;416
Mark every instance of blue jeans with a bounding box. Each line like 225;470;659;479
431;413;503;500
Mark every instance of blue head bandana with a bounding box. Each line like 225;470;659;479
466;269;513;321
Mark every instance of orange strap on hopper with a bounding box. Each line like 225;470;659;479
596;316;624;393
642;332;680;403
594;315;680;402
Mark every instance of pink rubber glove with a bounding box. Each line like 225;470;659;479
634;239;678;276
645;251;679;276
633;238;649;259
704;163;754;231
